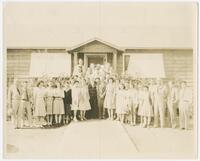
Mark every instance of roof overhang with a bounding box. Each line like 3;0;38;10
67;37;125;53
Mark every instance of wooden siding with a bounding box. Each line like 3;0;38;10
7;48;193;88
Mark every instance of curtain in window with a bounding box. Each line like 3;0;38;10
29;53;71;77
126;53;165;78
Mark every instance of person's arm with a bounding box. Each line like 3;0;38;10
7;87;12;108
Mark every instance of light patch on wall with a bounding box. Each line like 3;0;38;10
29;53;71;77
127;53;165;78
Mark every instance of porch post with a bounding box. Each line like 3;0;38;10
73;52;78;66
113;51;117;72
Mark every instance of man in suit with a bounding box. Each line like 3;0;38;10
166;81;179;128
178;81;192;130
153;79;168;128
8;79;21;128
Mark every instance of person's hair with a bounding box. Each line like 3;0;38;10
181;81;187;84
120;83;125;89
74;80;79;85
108;77;114;82
37;81;44;87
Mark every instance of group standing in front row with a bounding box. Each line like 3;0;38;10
8;76;192;130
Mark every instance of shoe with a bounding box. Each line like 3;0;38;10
153;125;158;128
73;117;78;122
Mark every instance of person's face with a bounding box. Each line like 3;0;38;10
95;79;100;84
119;84;124;90
39;82;44;88
74;82;79;87
79;59;83;65
181;82;186;88
109;79;113;84
23;82;27;88
56;83;61;88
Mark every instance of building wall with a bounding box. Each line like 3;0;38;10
7;48;193;87
123;49;193;87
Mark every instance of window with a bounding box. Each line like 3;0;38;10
29;53;71;77
123;53;165;78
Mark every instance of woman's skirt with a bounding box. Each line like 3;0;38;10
53;98;65;114
34;98;46;117
138;101;153;117
46;97;53;115
104;96;116;109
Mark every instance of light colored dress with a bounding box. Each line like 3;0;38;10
53;88;65;114
34;87;46;117
45;87;54;115
79;86;91;111
71;86;81;111
129;88;139;109
116;90;128;114
104;84;116;109
138;91;153;117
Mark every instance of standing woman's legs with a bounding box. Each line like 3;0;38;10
58;114;62;124
147;116;151;127
111;109;114;120
83;111;86;120
80;111;83;120
73;110;78;121
107;109;111;119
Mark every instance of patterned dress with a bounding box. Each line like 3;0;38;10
79;85;91;111
45;87;54;115
53;88;65;114
104;84;116;109
34;87;46;117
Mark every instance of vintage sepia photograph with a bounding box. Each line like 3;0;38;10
3;1;198;159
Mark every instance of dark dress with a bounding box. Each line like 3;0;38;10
63;89;72;116
86;84;99;119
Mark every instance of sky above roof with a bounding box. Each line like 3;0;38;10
4;2;197;48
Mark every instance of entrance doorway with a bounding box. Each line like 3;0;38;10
84;54;107;68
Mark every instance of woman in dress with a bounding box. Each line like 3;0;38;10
53;81;65;125
45;81;54;126
33;81;46;127
71;81;81;122
79;79;91;121
63;81;72;124
138;86;153;128
104;78;116;120
116;83;127;123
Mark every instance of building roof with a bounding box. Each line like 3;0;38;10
67;37;125;53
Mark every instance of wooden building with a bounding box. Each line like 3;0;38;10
7;38;193;87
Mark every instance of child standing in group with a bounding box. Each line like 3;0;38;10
79;79;91;121
63;81;72;124
71;81;81;122
45;81;54;126
116;83;127;123
138;86;153;128
129;82;139;126
104;78;116;120
53;81;65;125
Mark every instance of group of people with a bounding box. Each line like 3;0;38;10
7;59;193;130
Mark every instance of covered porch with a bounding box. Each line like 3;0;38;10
67;38;124;74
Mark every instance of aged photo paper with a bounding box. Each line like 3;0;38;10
3;1;198;159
